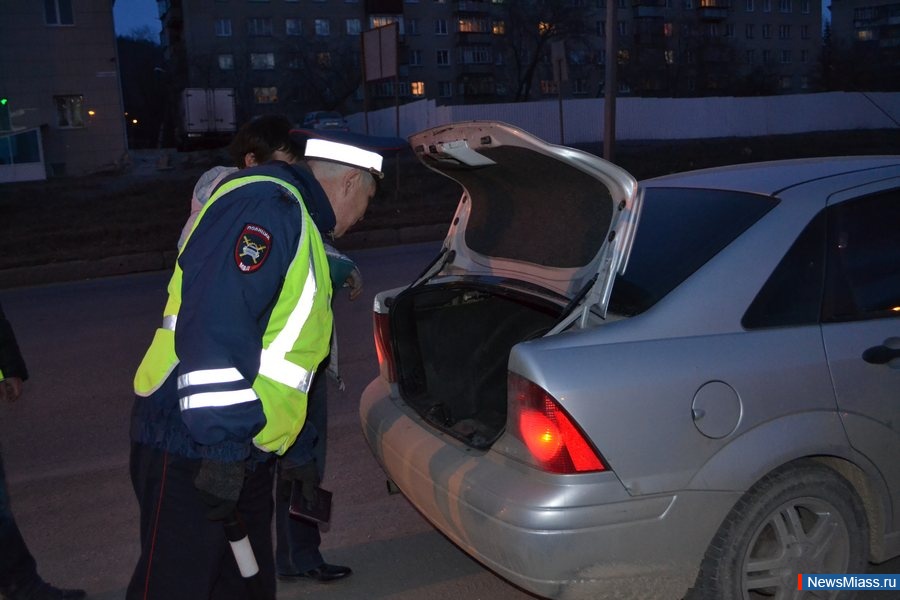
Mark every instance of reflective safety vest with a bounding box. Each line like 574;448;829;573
133;173;333;456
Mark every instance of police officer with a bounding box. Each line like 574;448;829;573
126;117;384;600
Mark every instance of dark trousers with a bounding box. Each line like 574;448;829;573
126;443;276;600
274;374;327;574
0;446;39;592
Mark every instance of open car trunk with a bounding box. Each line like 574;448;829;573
390;281;562;448
380;122;639;451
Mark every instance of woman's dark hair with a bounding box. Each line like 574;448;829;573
227;114;301;167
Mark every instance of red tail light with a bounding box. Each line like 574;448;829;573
509;372;606;474
373;311;397;383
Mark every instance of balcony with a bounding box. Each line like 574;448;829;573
456;30;493;43
698;0;730;20
633;0;666;19
457;1;491;14
634;31;667;46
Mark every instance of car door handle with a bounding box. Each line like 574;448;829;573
862;345;900;364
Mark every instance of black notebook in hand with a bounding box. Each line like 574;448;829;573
288;481;332;524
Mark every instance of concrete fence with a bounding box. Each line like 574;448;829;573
346;91;900;145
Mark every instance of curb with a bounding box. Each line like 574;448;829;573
0;224;448;290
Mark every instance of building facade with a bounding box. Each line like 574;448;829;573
158;0;823;126
829;0;900;89
0;0;127;180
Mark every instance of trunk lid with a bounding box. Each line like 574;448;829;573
409;121;639;318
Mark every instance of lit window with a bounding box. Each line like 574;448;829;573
493;20;506;34
55;95;84;128
371;15;403;33
45;0;74;25
459;17;489;33
411;81;425;96
254;87;278;104
665;49;676;64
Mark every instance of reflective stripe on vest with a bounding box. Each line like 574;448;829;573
178;367;244;389
257;260;317;392
180;388;258;410
162;315;177;331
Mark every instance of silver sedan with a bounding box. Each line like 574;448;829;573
360;121;900;600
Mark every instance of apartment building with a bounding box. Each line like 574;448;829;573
158;0;823;126
829;0;900;88
0;0;127;181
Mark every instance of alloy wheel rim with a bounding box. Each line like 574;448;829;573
740;496;851;600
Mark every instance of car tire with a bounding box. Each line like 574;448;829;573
686;460;868;600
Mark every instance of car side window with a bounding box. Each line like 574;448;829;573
822;188;900;322
742;210;826;329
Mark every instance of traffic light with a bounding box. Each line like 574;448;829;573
0;97;9;131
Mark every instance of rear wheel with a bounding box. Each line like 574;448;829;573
688;460;868;600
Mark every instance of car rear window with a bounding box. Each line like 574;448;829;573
609;187;778;316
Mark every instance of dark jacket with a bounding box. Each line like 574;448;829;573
0;302;28;382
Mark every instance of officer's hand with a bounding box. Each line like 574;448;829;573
280;462;320;503
0;377;23;403
194;459;246;521
344;267;363;301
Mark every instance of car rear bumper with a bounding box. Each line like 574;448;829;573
360;377;741;600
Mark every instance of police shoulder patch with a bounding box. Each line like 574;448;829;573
234;223;272;273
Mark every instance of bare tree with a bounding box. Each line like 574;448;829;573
498;0;596;101
276;36;362;117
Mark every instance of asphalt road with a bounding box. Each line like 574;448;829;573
0;241;540;600
1;240;898;600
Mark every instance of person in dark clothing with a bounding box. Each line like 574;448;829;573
0;303;86;600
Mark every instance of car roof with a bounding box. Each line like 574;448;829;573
642;156;900;195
